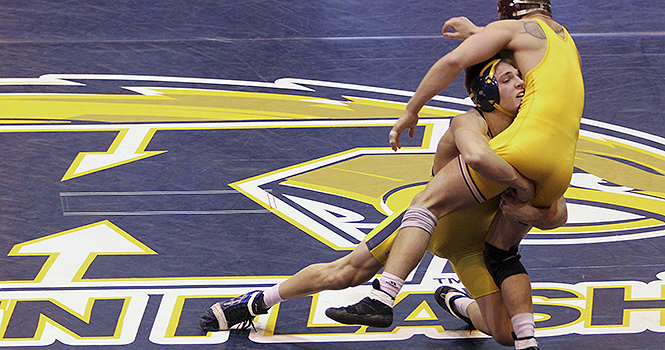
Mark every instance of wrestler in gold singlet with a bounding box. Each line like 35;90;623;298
466;18;585;207
367;110;504;299
367;19;584;299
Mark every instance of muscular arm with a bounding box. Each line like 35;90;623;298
451;114;532;198
407;22;515;113
501;193;568;230
390;22;517;151
442;16;483;40
432;108;479;173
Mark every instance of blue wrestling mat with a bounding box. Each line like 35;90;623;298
0;1;664;349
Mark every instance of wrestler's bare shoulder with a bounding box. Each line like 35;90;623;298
450;108;487;131
484;19;525;33
485;16;564;40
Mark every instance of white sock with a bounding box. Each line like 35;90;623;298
262;283;284;309
454;297;474;318
369;272;404;306
512;313;537;350
511;312;535;339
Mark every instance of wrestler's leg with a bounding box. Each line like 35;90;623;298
201;242;384;331
413;157;480;219
382;158;480;280
485;207;532;251
435;287;513;345
473;292;515;346
484;210;533;316
484;211;537;348
277;242;384;301
325;159;482;327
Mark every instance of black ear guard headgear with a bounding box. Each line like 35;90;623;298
469;59;510;115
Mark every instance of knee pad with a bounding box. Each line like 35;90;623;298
399;205;437;235
483;242;528;289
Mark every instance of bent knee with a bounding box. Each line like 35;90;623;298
411;191;436;209
483;243;527;288
410;188;456;218
493;333;514;347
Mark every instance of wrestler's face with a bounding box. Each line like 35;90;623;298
496;62;524;116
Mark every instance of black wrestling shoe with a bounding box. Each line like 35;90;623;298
200;290;269;332
434;285;475;329
325;296;393;328
513;333;540;350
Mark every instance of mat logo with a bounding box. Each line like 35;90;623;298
4;74;663;245
1;75;665;346
0;221;235;346
248;275;665;342
1;225;665;346
233;120;665;248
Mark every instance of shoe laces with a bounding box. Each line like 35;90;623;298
232;319;257;334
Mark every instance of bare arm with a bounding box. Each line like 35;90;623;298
452;114;533;201
410;21;515;113
388;58;465;151
501;193;568;229
389;21;516;150
442;16;483;40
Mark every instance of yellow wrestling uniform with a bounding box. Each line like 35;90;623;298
365;196;501;299
464;18;585;207
367;20;583;298
367;111;503;299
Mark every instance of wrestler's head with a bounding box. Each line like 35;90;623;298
465;58;524;116
497;0;552;20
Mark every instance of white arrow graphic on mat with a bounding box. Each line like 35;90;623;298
7;221;156;286
62;125;165;181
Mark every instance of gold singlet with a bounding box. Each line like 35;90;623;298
465;19;585;207
365;196;500;299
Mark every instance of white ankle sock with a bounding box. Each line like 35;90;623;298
262;283;284;309
511;312;535;339
512;312;537;350
379;271;404;298
454;297;474;318
369;272;404;306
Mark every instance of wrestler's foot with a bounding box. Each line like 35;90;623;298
434;285;475;329
514;335;539;350
200;290;269;332
325;296;393;328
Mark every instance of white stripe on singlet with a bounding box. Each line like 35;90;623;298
458;155;486;203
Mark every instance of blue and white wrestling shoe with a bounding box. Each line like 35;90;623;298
199;290;269;332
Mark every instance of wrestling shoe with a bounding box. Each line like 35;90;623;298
513;334;539;350
199;290;269;332
434;285;475;329
325;297;393;328
325;280;394;328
